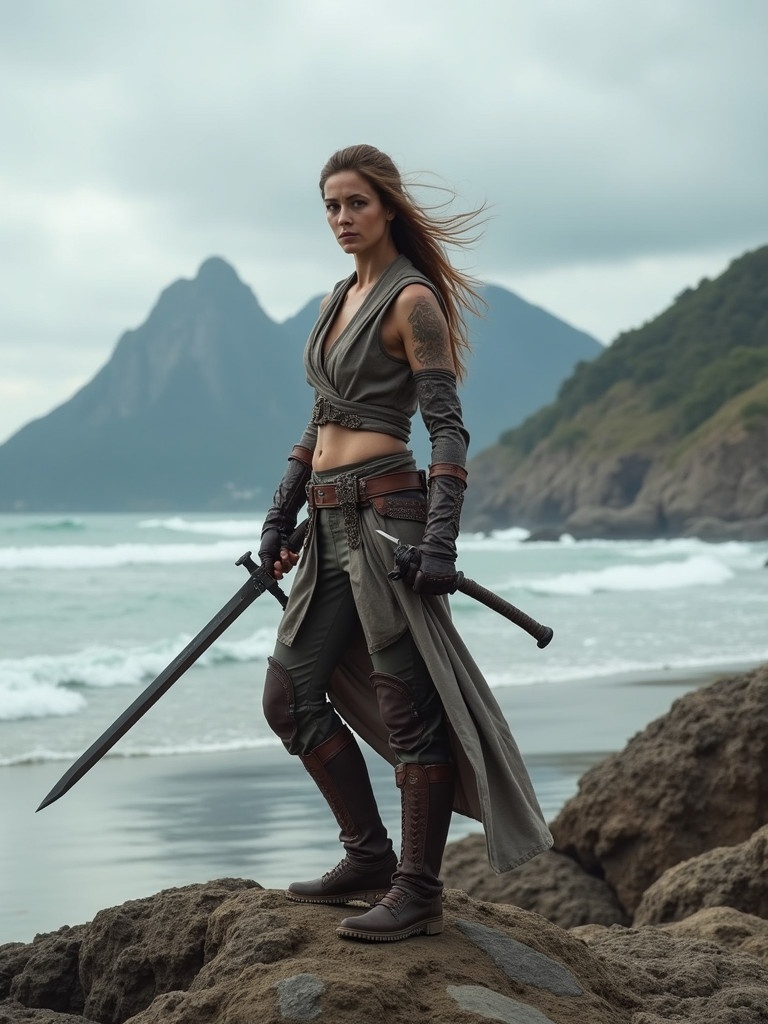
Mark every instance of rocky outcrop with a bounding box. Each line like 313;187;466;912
549;662;768;914
572;924;768;1023
465;238;768;542
663;907;768;966
2;886;635;1024
442;841;630;929
634;826;768;926
5;884;768;1024
466;413;768;540
447;663;768;936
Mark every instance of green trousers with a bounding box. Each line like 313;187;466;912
268;500;452;763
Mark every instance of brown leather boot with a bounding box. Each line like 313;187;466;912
286;726;397;905
336;762;454;941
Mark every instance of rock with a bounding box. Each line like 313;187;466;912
4;882;768;1022
550;664;768;914
524;527;563;542
634;826;768;926
563;501;662;540
0;1007;91;1023
442;836;629;928
662;907;768;966
2;879;258;1024
0;887;637;1024
580;924;768;1023
2;927;86;1015
78;878;259;1023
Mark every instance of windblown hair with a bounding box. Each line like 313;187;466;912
319;144;486;382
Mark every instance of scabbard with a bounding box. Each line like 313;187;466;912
455;572;553;648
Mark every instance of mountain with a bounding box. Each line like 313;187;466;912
0;258;602;512
464;245;768;540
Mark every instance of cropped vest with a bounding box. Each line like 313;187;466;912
303;255;442;443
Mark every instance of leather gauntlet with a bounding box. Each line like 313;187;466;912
394;465;467;595
408;368;469;595
411;465;467;594
258;445;313;574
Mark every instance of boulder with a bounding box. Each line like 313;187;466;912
662;907;768;966
634;826;768;926
442;835;629;928
1;886;635;1024
550;664;768;913
575;924;768;1023
4;883;768;1023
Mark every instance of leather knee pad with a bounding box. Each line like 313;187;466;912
262;656;297;747
370;671;425;754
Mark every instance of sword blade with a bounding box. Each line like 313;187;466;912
36;557;287;811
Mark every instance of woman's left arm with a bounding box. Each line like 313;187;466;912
394;286;470;595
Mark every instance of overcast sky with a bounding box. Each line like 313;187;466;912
1;0;766;444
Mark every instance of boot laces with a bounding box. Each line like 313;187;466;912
376;885;411;912
321;858;350;885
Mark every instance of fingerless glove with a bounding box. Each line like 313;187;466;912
258;444;313;573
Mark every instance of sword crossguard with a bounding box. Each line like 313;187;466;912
236;550;260;575
236;551;290;608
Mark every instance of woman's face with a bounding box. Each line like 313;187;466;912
323;170;394;256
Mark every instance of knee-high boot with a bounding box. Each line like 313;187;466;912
336;762;454;941
286;725;397;905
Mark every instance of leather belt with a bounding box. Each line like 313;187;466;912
306;470;425;509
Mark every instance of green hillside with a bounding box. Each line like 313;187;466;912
466;245;768;539
502;245;768;458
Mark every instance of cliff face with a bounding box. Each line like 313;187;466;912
468;393;768;539
466;246;768;540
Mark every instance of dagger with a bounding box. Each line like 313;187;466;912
376;529;553;649
36;522;307;811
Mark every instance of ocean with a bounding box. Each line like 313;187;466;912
1;512;766;943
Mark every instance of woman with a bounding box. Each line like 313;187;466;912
258;144;551;943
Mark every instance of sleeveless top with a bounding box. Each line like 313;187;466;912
303;254;442;443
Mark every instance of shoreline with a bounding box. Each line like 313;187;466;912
0;664;749;946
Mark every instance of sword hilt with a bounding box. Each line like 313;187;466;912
236;552;290;608
378;530;553;648
455;573;554;647
236;520;308;609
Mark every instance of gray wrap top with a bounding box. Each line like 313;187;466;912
301;254;441;446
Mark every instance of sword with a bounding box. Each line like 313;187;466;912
36;522;308;812
376;529;553;649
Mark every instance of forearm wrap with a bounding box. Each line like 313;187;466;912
420;468;466;562
414;368;469;468
262;444;312;538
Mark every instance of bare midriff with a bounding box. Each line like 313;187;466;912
313;423;408;471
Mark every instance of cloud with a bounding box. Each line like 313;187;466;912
0;0;766;442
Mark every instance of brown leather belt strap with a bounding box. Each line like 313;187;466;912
428;463;468;486
289;444;314;468
306;470;425;509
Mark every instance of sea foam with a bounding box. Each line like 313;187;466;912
528;554;734;596
0;628;275;721
139;517;264;537
0;539;260;571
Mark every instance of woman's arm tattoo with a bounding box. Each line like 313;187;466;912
408;298;453;369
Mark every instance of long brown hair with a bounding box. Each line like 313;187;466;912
319;144;486;382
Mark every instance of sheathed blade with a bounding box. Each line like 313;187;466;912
36;558;286;812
